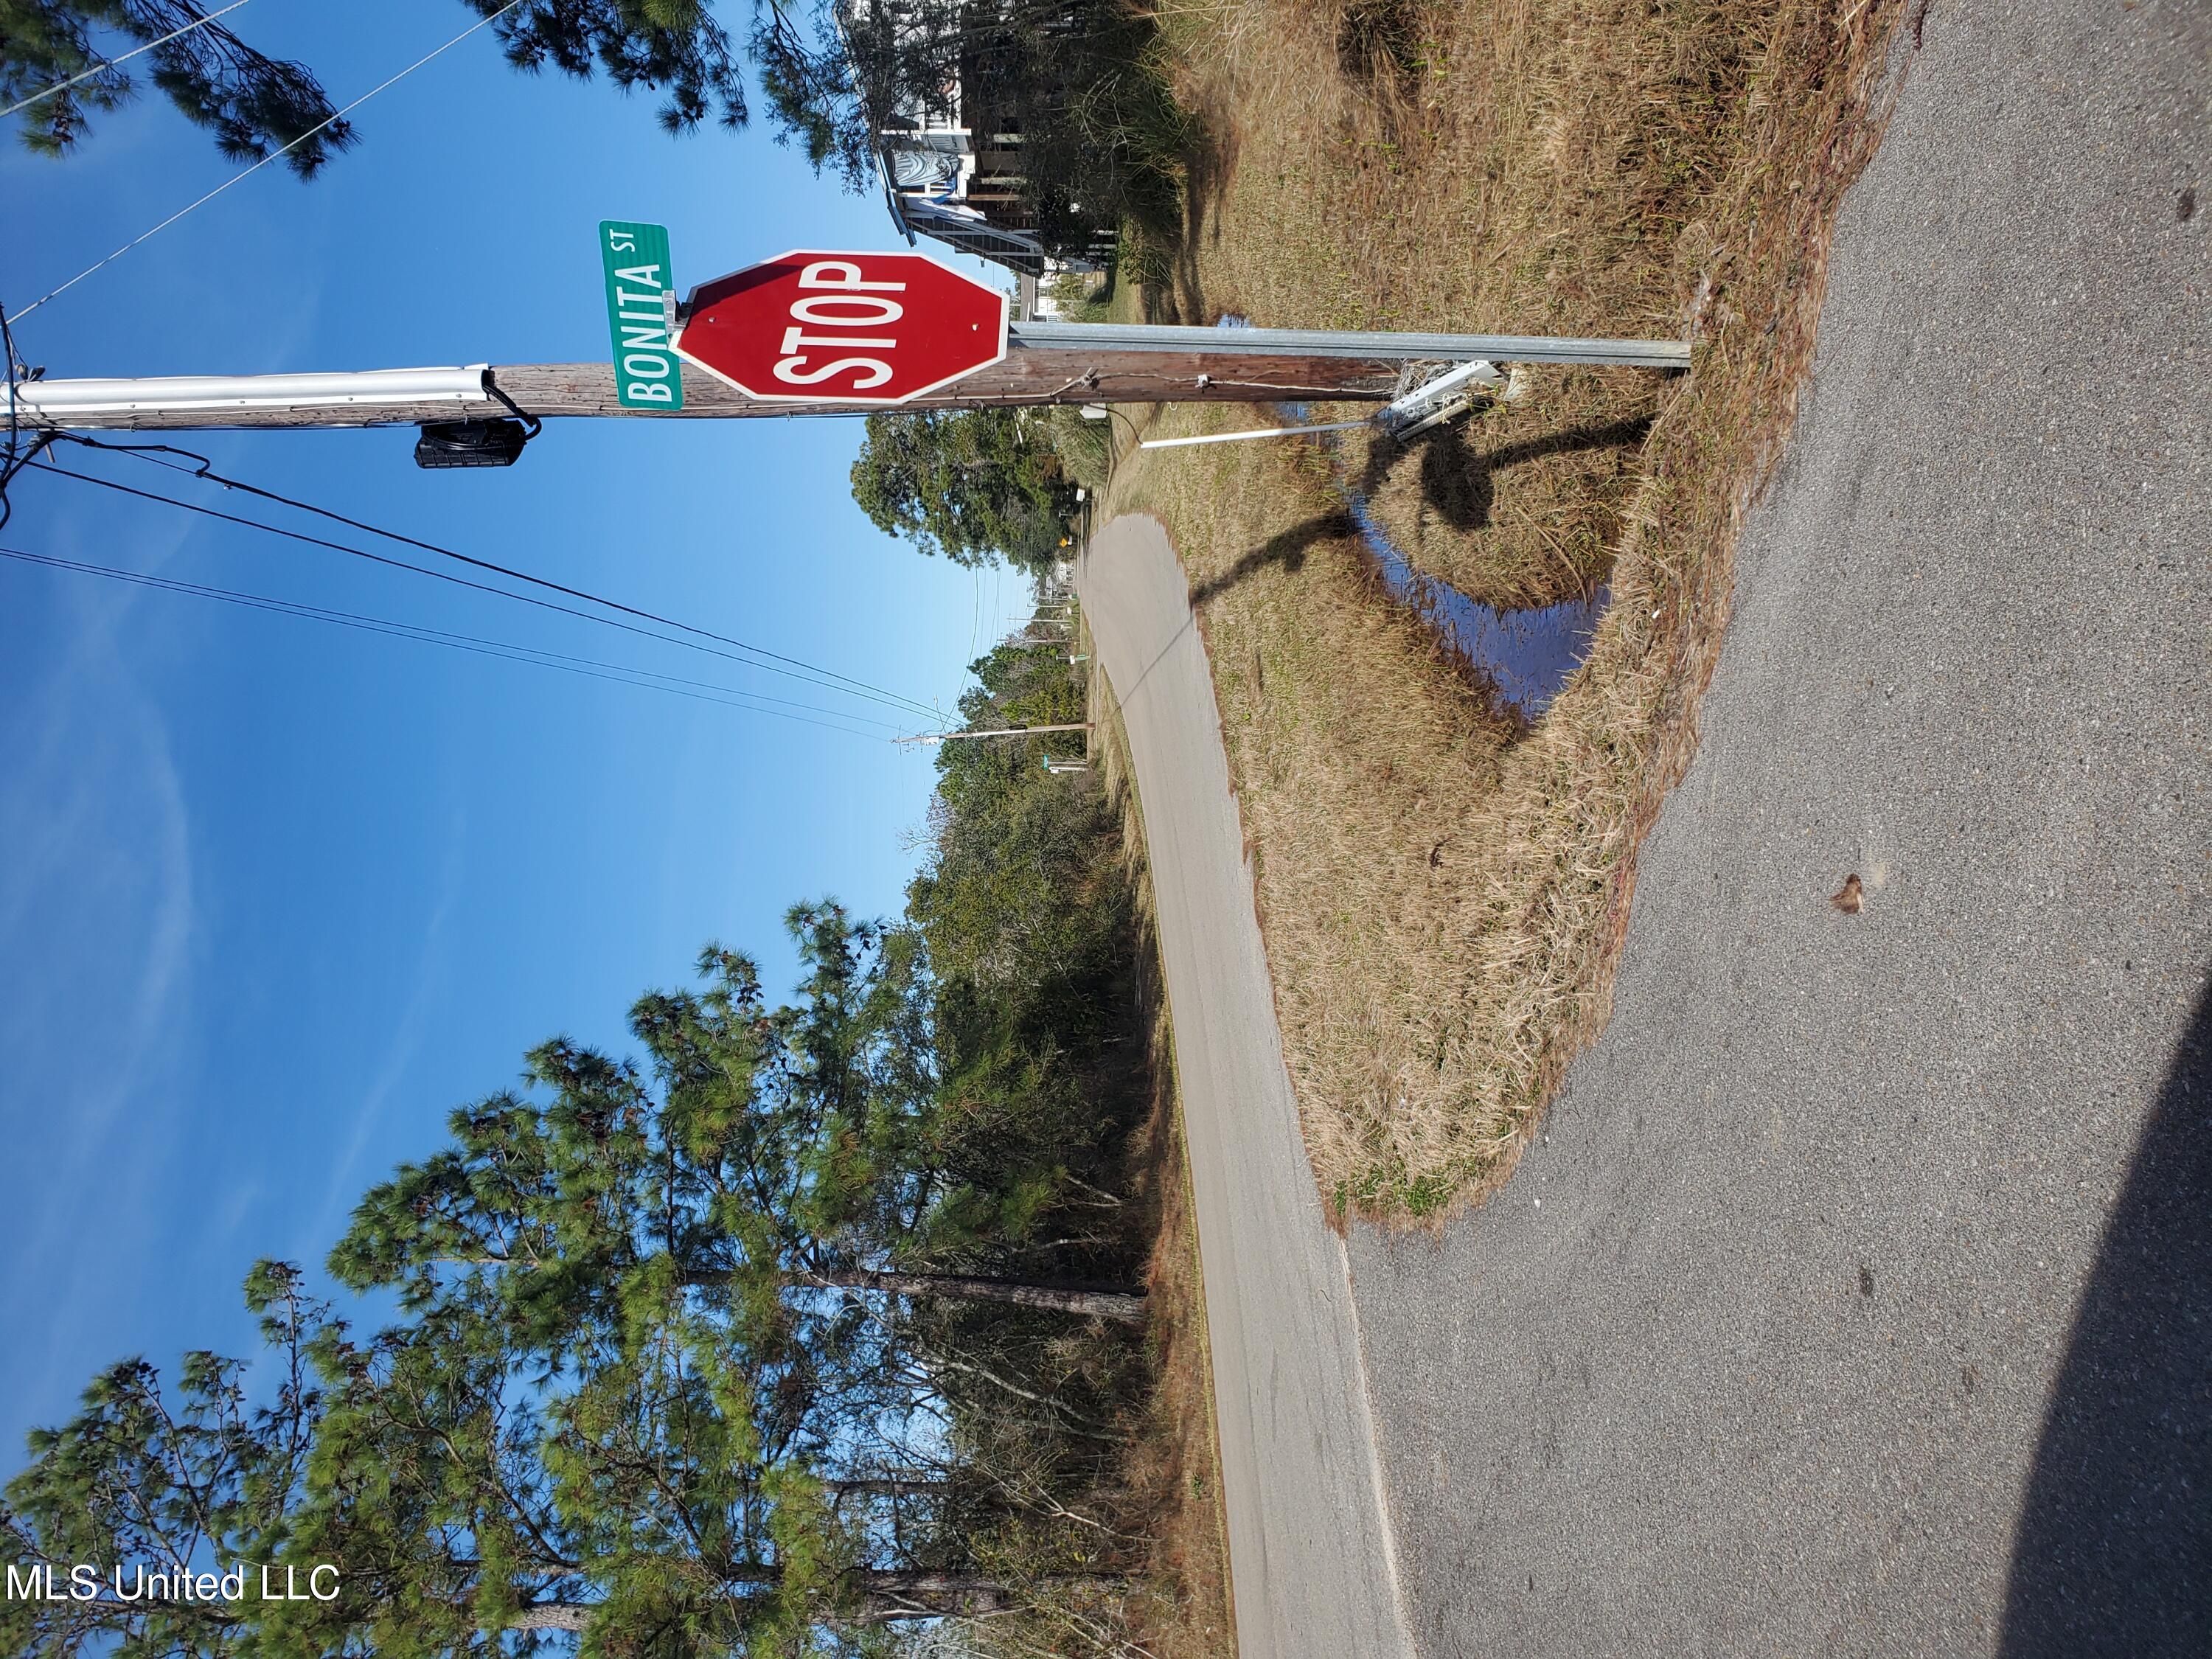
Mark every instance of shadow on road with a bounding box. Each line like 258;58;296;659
1999;975;2212;1656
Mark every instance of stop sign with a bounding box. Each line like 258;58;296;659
672;249;1009;404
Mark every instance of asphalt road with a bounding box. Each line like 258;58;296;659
1343;2;2211;1654
1078;518;1416;1659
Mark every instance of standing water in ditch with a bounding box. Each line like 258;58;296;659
1342;494;1608;722
1210;318;1610;721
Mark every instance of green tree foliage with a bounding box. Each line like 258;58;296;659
3;614;1160;1655
1;1;770;173
2;899;1138;1650
327;911;1133;1324
895;630;1161;1627
0;1260;1015;1649
7;1;1186;253
0;1263;341;1656
747;0;860;184
466;0;750;135
1;1;355;174
911;642;1105;992
849;408;1076;574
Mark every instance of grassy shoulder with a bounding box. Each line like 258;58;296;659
1090;0;1910;1218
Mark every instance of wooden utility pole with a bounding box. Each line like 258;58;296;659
895;723;1093;746
10;321;1688;434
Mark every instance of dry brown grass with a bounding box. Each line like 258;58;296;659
1348;369;1659;609
1152;0;1767;609
1096;0;1912;1217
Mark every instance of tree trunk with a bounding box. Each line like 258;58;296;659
855;1571;1010;1623
828;1476;950;1498
448;1256;1147;1321
852;1570;1128;1625
801;1265;1147;1323
511;1604;591;1632
508;1568;1126;1630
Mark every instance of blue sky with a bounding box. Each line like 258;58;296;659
0;1;1023;1461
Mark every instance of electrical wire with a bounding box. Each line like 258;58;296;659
0;1;256;120
1085;404;1147;490
0;543;897;741
1;305;17;534
28;457;949;726
0;301;50;536
55;431;950;722
43;436;942;726
9;0;526;321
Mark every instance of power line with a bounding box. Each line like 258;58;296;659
0;544;900;740
10;0;526;321
58;432;950;721
0;302;50;536
27;458;949;724
0;1;255;121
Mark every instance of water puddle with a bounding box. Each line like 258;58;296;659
1343;495;1608;722
1211;314;1605;721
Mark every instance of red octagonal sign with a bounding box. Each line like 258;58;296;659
672;248;1009;405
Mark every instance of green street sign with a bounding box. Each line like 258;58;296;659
599;220;682;411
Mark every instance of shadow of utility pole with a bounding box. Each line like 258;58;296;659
2000;975;2212;1655
1186;513;1354;607
1357;414;1656;535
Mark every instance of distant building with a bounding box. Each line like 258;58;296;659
850;3;1111;281
874;129;1062;279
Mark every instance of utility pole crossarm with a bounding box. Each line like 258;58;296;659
7;324;1687;434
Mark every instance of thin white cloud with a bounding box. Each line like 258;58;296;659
0;531;201;1409
296;813;468;1259
0;542;198;1143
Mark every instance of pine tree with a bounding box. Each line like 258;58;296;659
1;2;767;173
1;1;355;173
0;1262;332;1656
3;906;1146;1655
0;1262;1083;1653
466;0;750;136
327;907;1145;1327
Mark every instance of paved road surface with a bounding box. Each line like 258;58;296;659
1345;2;2211;1654
1079;518;1415;1659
